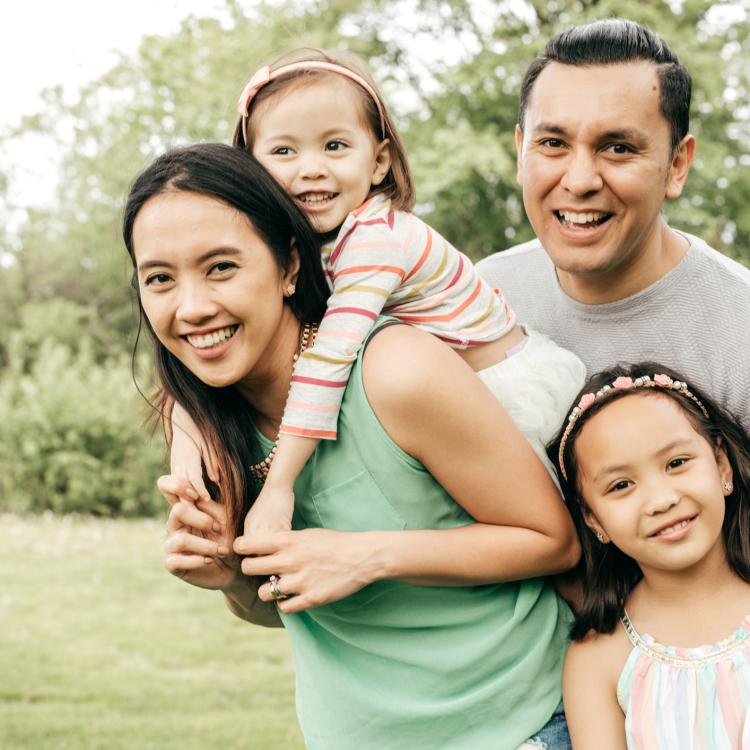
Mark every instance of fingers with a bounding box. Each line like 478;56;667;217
164;528;230;559
157;474;199;506
234;530;290;557
185;465;212;503
165;550;214;576
167;499;221;534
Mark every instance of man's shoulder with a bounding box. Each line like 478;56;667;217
681;231;750;287
475;238;551;286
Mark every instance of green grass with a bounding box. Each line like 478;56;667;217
0;514;305;750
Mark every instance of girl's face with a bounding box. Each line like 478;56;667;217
251;77;391;234
574;393;733;578
132;190;299;389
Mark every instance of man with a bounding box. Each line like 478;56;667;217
477;19;750;433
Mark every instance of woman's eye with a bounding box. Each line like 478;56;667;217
325;140;347;151
145;273;172;286
210;261;236;274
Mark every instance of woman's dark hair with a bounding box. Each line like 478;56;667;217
123;143;329;536
548;362;750;639
519;19;691;152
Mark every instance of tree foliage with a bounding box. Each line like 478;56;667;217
1;0;748;514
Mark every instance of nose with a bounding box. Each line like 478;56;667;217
175;279;220;325
298;152;328;180
642;477;681;517
560;149;604;196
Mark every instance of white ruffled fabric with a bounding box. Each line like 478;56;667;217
477;327;587;479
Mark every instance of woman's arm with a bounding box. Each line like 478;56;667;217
236;324;579;613
563;634;628;749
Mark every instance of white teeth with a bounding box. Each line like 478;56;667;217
656;519;691;536
299;193;335;205
186;326;237;349
559;210;607;224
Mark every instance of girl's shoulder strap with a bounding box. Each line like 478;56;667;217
620;609;643;649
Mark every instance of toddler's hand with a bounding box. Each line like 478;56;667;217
244;485;295;535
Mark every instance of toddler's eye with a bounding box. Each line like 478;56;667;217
271;146;292;156
325;140;347;151
608;480;631;493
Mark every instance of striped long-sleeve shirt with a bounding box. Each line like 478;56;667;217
280;193;516;439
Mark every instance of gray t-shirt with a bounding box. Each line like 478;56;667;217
476;232;750;434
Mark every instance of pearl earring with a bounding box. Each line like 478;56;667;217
723;481;734;494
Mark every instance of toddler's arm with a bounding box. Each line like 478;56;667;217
169;401;216;502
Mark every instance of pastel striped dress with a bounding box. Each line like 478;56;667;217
280;193;516;439
617;611;750;749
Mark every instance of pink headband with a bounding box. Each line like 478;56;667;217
558;373;710;482
236;61;387;144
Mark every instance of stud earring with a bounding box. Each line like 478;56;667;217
595;531;605;543
723;481;734;494
285;283;296;297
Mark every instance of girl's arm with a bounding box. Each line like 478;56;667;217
563;634;628;749
236;324;580;613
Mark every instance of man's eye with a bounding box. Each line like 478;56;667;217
541;138;564;148
606;143;632;154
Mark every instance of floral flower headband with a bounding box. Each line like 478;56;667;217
236;61;387;145
558;373;710;482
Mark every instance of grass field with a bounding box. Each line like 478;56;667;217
0;513;305;750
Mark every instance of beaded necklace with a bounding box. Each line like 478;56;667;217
249;322;317;482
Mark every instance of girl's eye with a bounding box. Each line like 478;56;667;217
144;273;172;286
667;457;689;470
325;140;347;152
271;146;292;156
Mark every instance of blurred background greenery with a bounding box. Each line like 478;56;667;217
1;0;749;517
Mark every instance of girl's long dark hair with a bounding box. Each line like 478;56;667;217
123;143;329;536
548;362;750;640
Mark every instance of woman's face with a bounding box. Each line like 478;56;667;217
132;190;298;389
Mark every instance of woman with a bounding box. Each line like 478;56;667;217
123;143;579;750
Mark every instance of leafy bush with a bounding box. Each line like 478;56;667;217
0;335;166;516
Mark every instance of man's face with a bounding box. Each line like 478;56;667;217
516;61;691;300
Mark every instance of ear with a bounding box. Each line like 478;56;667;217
715;440;734;493
582;507;610;544
514;125;524;186
283;239;301;290
371;139;392;187
665;134;695;200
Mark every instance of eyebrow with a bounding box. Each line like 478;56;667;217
591;438;694;483
531;123;651;145
137;246;243;273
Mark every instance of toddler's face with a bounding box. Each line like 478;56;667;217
251;78;390;234
574;393;732;578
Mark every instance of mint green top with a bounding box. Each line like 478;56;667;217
263;321;571;750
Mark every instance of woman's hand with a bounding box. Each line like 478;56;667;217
234;529;380;614
161;475;238;591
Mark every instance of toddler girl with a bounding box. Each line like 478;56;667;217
173;50;586;532
552;362;750;749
